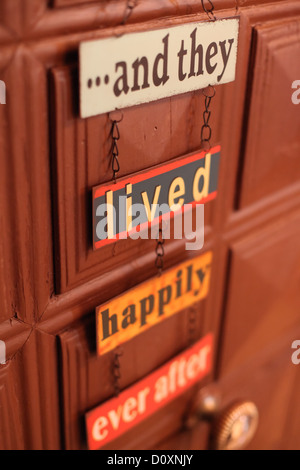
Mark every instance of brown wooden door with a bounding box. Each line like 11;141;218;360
0;0;299;450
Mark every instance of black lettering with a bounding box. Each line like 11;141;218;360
206;42;218;74
153;34;169;87
121;305;136;329
158;286;172;316
196;268;206;284
176;270;183;298
186;264;193;293
188;28;204;78
101;308;118;340
218;39;234;81
132;57;150;91
140;295;155;326
177;40;187;81
113;61;129;97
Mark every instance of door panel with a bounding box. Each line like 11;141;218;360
239;17;300;208
58;311;212;449
219;210;300;376
51;55;221;293
0;364;26;450
0;0;300;451
218;330;300;450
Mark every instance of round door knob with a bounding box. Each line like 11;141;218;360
212;401;259;450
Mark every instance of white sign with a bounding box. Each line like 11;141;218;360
0;340;6;364
0;80;6;105
80;18;239;118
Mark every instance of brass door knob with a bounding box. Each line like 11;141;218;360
185;389;259;450
212;401;259;450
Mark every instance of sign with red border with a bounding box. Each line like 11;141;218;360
85;333;213;450
93;146;220;250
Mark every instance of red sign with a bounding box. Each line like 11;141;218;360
85;333;213;450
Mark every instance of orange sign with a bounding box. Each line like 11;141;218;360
86;333;213;450
96;251;212;356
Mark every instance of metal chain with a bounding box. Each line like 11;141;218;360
155;227;165;276
111;120;121;183
108;114;124;397
201;85;216;152
113;347;123;397
188;306;198;346
122;0;138;25
201;0;217;21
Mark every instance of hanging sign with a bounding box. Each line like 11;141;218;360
80;18;239;118
93;146;220;250
96;251;212;356
86;333;213;450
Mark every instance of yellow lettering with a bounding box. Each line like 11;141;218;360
193;153;211;201
126;183;133;231
141;185;161;221
106;190;114;239
168;177;185;210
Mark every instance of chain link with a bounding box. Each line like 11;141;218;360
155;227;165;276
111;120;121;183
122;0;138;25
108;113;124;397
201;0;216;21
113;347;123;397
201;85;216;152
188;306;198;346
